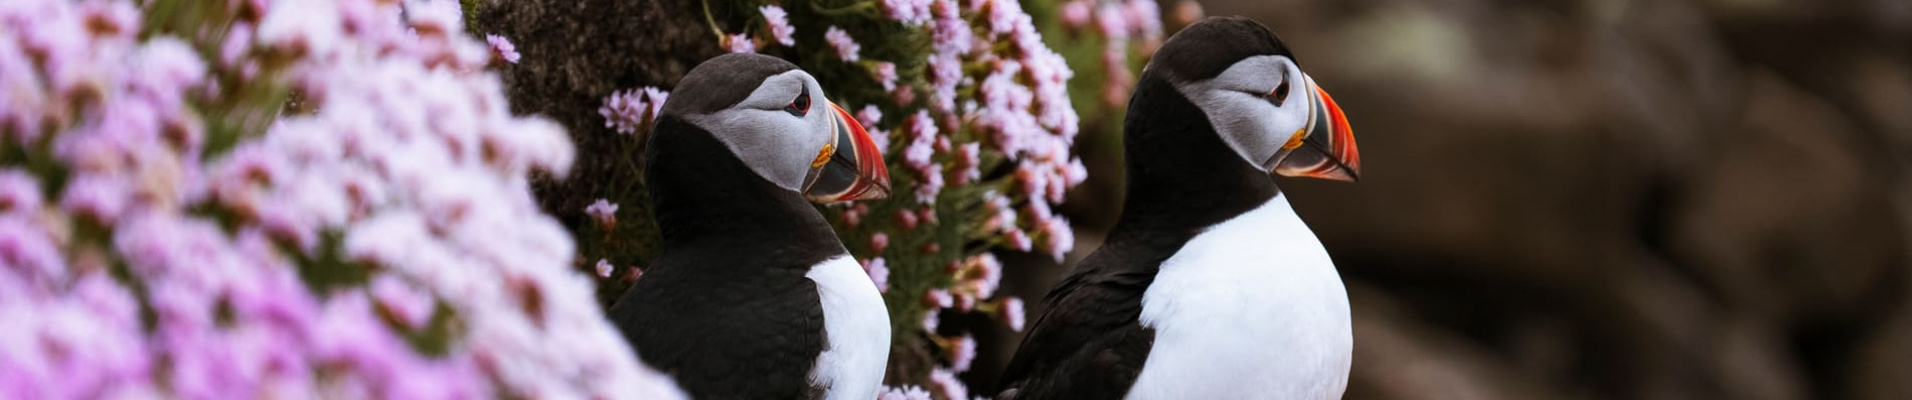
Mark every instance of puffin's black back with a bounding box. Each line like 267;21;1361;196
997;17;1291;400
609;54;848;400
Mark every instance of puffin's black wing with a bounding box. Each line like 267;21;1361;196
609;255;827;400
997;239;1172;400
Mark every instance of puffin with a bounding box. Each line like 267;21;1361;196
608;53;893;400
997;17;1360;400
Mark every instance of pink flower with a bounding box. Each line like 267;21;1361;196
921;309;941;332
872;61;898;91
862;257;889;292
824;26;859;61
1038;216;1075;262
258;0;343;58
918;207;938;225
759;6;795;46
914;163;943;205
929;368;968;400
1096;2;1131;40
1060;0;1092;28
1004;229;1032;251
0;218;66;286
486;34;520;64
1064;157;1089;186
953;291;976;312
1015;161;1050;202
945;334;977;372
962;253;1002;298
723;33;755;53
880;0;933;26
0;170;43;214
930;2;972;55
878;385;934;400
986;0;1026;34
983;191;1017;232
585;198;618;230
596;259;614;278
952;143;981;185
370;276;435;329
902;111;937;171
0;0;688;397
840;204;865;227
1000;297;1026;331
855;105;883;128
895;208;920;231
870;232;890;254
926;53;961;111
60;176;131;225
599;88;669;135
1125;0;1164;42
925;289;954;309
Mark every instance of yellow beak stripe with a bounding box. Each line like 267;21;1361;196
1282;128;1307;149
811;141;835;168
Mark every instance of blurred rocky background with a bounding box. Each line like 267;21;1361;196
1004;0;1912;399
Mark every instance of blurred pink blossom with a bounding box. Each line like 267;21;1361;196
872;61;899;91
824;26;860;61
863;257;890;292
870;232;891;254
599;87;669;135
1060;0;1093;28
1000;297;1026;331
724;33;755;53
596;259;615;278
881;0;933;26
929;367;968;400
486;34;520;64
946;334;977;372
878;385;935;400
586;198;619;230
925;289;954;309
0;0;685;398
759;6;795;46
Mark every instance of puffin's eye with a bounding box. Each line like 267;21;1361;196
786;91;811;116
1268;80;1291;107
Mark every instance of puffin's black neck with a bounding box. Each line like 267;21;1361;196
1111;75;1280;239
645;116;845;264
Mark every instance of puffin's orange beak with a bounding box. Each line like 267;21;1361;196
1274;76;1359;182
802;101;891;202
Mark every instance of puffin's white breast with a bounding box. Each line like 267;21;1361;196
1126;194;1353;400
805;255;892;400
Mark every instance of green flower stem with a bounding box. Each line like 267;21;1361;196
811;0;877;17
701;0;725;43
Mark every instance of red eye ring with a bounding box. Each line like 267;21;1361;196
787;92;812;116
1269;80;1291;106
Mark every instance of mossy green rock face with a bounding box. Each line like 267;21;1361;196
468;0;721;306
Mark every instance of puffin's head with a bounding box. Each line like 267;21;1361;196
655;53;890;202
1146;16;1360;181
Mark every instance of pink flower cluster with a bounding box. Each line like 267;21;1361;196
599;87;670;135
586;198;620;229
1064;0;1163;107
759;5;796;46
0;0;682;398
887;0;1083;255
486;34;521;64
825;26;861;62
882;0;935;26
850;0;1104;395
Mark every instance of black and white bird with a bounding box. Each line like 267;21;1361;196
997;17;1360;400
609;54;893;400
